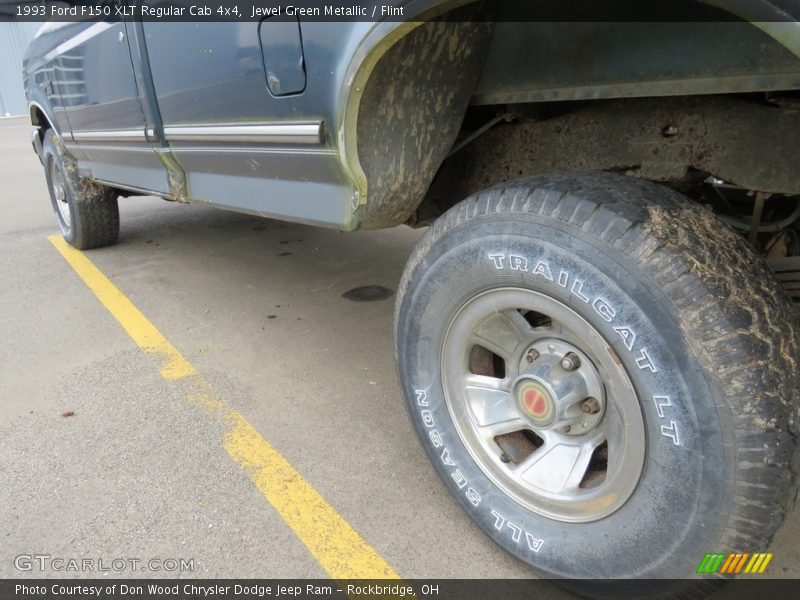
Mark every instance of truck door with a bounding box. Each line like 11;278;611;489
56;20;168;194
140;20;355;228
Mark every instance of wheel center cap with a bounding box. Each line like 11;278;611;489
515;379;556;428
524;387;547;416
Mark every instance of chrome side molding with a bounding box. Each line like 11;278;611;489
163;121;323;144
72;129;147;142
69;121;324;145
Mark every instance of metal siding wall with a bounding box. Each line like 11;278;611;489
0;20;41;116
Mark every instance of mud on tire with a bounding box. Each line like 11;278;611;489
42;128;119;250
394;172;799;586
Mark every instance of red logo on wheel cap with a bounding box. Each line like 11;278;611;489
524;387;548;416
516;380;555;426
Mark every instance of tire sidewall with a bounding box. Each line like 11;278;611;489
396;212;733;578
42;131;76;243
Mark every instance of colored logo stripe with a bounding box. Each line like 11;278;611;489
697;553;726;573
744;553;773;574
697;552;773;574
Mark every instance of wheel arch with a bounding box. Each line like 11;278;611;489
338;0;492;230
338;0;800;230
29;100;60;144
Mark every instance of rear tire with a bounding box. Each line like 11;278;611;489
394;173;799;587
42;129;119;250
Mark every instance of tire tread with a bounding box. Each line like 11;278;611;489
43;129;119;250
396;172;800;578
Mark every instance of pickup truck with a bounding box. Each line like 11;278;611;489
23;0;800;589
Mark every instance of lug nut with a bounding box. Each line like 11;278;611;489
561;352;581;371
581;397;601;414
525;349;540;363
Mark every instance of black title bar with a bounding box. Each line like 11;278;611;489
2;0;800;22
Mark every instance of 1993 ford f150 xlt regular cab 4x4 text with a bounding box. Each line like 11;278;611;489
22;0;800;590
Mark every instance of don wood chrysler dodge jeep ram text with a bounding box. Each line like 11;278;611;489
22;0;800;590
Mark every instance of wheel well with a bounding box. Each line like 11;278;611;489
30;105;51;143
416;93;800;225
349;0;800;230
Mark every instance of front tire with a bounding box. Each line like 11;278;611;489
394;173;799;585
42;129;119;249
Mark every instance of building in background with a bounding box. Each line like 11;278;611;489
0;20;41;116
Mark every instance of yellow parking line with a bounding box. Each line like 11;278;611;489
48;236;195;381
48;235;400;579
